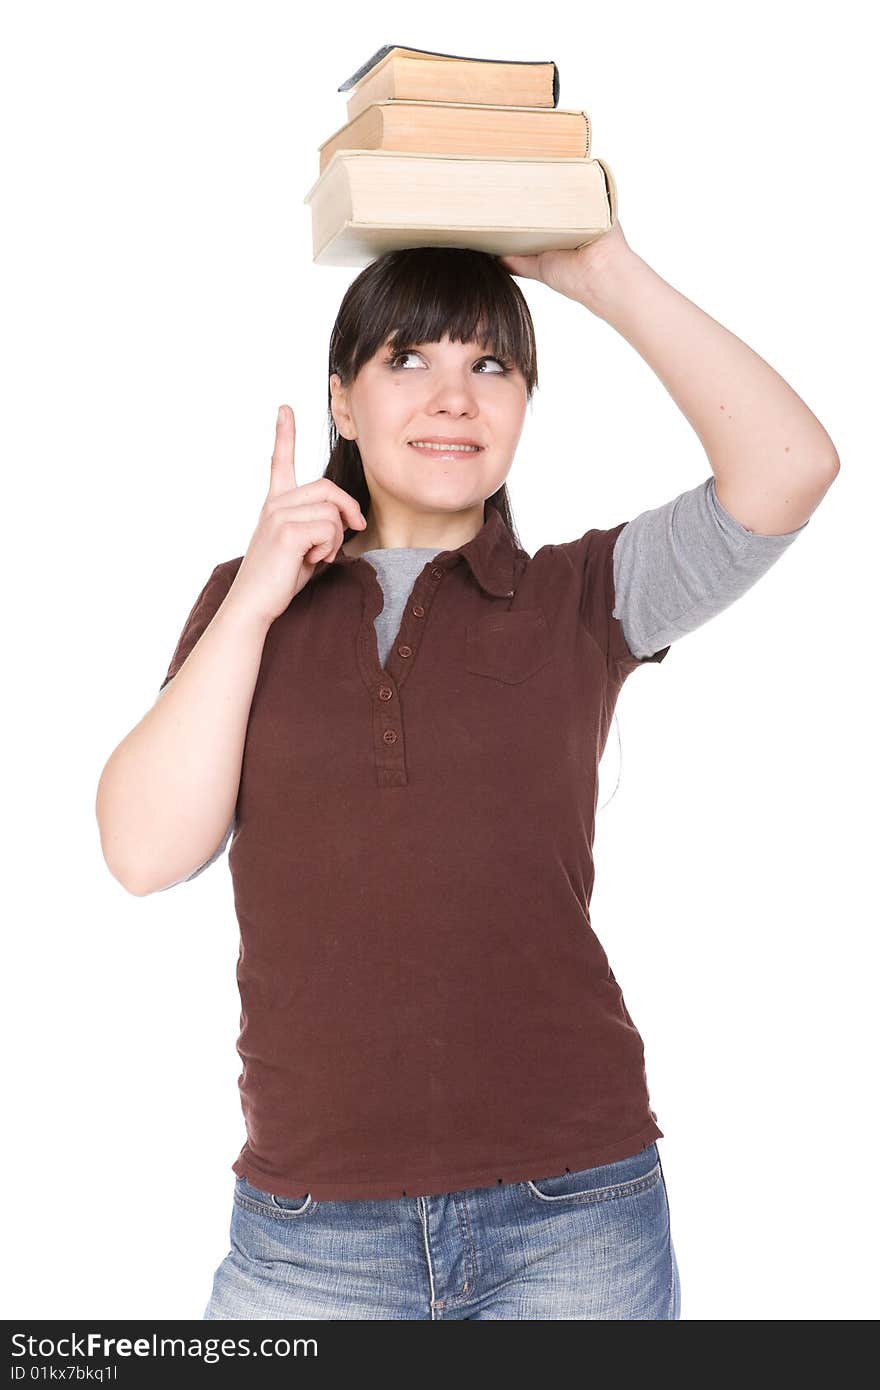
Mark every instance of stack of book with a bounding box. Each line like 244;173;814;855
303;44;618;266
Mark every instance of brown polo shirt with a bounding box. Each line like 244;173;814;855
159;503;670;1199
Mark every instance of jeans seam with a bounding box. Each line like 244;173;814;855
657;1148;676;1319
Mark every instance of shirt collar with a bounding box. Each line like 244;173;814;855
311;504;523;599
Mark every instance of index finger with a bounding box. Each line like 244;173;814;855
268;405;296;498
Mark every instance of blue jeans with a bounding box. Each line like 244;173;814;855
203;1141;681;1319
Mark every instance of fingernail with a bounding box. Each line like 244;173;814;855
277;407;284;424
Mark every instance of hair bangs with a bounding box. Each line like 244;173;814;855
331;247;538;394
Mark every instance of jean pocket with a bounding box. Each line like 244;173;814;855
465;608;554;684
523;1143;661;1204
233;1174;317;1218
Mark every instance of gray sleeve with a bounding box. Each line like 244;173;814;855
613;474;810;659
155;814;235;892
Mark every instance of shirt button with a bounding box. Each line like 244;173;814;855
378;686;394;701
383;729;398;744
430;567;443;580
398;644;413;658
412;603;425;618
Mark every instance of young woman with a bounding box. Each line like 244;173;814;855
97;225;838;1319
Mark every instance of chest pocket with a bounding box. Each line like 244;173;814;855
465;607;554;684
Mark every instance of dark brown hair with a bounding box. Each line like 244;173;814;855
324;247;538;548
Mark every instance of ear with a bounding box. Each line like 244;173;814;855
329;372;355;440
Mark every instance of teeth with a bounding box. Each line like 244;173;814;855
409;442;481;452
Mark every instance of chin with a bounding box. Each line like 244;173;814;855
409;491;485;512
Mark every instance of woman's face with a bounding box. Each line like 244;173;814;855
330;332;529;518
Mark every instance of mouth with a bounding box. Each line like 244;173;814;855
408;441;486;458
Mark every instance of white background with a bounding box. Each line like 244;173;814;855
3;0;875;1322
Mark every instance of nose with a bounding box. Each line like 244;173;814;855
425;373;480;414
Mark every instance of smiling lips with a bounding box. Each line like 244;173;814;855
408;441;484;453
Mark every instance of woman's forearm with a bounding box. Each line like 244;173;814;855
96;594;270;895
578;249;840;534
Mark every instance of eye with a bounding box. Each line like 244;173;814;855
387;349;511;374
387;350;422;370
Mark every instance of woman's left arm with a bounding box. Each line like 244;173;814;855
499;223;840;536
